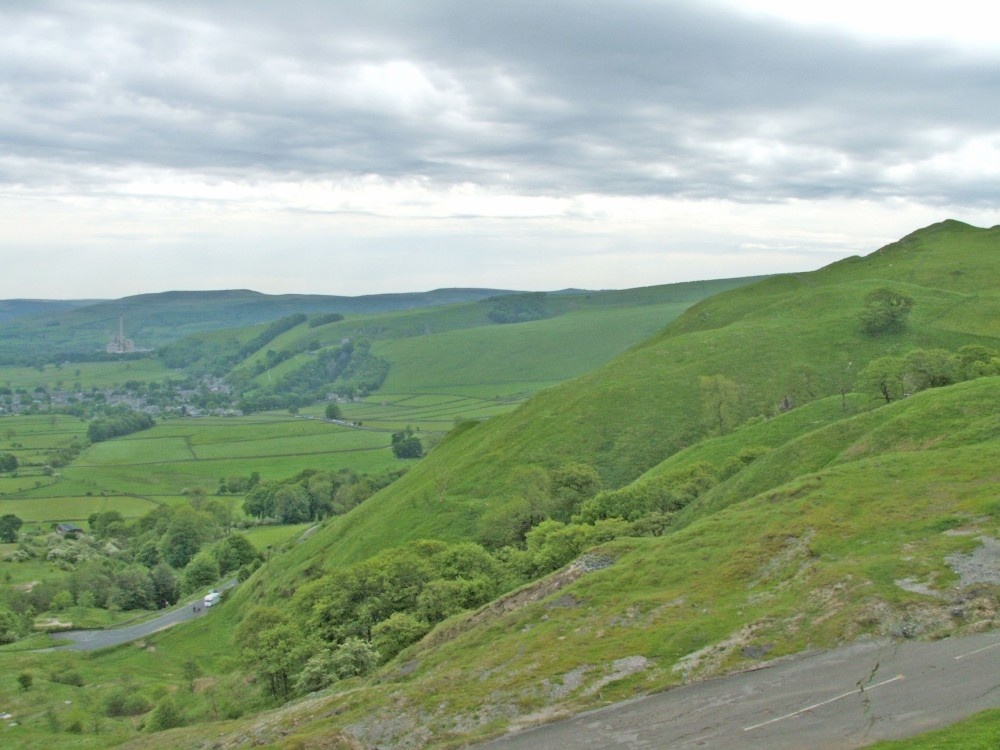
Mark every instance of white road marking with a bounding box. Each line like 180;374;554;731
743;675;905;732
954;641;1000;660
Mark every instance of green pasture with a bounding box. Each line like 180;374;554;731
62;449;398;497
0;357;173;390
0;494;158;523
0;413;408;525
328;393;517;431
373;303;686;396
242;523;314;551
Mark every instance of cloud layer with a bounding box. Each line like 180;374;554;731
1;0;998;297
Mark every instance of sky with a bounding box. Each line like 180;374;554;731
2;0;998;300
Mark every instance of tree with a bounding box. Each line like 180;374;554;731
699;374;742;434
159;509;211;568
330;637;380;679
272;484;311;524
182;551;220;593
150;563;180;607
238;609;311;700
0;452;18;473
146;697;184;732
475;497;545;550
109;565;157;611
903;348;957;392
0;605;22;645
212;533;259;575
859;287;914;337
243;484;276;519
858;355;907;404
391;429;423;459
0;513;23;542
548;462;602;522
324;402;342;420
371;612;430;662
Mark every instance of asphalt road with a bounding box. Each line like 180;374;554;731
47;579;236;651
476;632;1000;749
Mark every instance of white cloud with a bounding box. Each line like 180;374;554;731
0;0;997;298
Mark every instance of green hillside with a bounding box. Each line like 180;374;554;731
301;220;998;568
170;221;998;748
1;220;998;749
126;375;1000;750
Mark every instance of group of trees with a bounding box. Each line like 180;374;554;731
0;451;18;473
233;339;390;414
242;467;406;524
235;455;770;705
1;502;261;644
239;539;511;700
391;429;423;459
858;345;999;404
0;513;23;542
485;292;551;324
86;407;156;443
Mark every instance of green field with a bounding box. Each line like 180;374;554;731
0;359;175;391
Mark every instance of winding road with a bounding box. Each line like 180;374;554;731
477;632;1000;749
46;579;236;652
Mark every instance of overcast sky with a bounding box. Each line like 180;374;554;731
2;0;998;299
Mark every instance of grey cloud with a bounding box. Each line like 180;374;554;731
1;0;998;206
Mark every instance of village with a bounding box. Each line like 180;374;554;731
0;375;237;419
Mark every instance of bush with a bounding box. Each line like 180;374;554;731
330;637;379;679
293;649;338;694
0;606;23;645
50;669;85;687
147;697;184;732
371;613;430;662
104;688;152;717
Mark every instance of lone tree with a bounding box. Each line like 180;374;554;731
859;288;914;337
0;513;23;542
0;452;17;473
391;429;423;459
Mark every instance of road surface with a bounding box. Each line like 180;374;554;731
46;579;236;651
477;632;1000;749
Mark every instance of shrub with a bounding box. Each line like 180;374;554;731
147;697;184;732
104;688;152;717
330;637;379;679
50;669;85;687
372;612;431;662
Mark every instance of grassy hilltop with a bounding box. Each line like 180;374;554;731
1;220;998;749
289;220;999;569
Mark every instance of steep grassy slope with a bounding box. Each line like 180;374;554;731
127;374;1000;749
294;220;998;570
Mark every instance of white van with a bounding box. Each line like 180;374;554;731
204;591;221;608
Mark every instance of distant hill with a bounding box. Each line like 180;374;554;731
0;287;521;364
0;298;97;323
